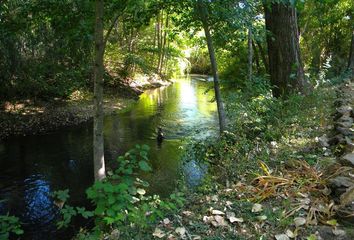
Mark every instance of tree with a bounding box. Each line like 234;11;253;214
248;27;253;81
93;0;106;181
348;29;354;76
197;0;226;133
264;0;311;97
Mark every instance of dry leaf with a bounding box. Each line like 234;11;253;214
167;234;177;240
275;234;290;240
211;209;225;215
229;216;244;223
203;216;213;223
175;227;186;237
212;215;227;226
294;217;306;227
182;211;193;216
286;229;295;238
211;195;219;202
226;201;233;206
152;228;165;238
257;215;267;221
252;203;263;213
211;210;225;215
163;218;171;225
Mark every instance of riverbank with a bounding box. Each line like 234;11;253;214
0;76;172;140
152;76;353;240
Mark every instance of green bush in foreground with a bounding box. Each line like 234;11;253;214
0;214;23;240
54;144;184;239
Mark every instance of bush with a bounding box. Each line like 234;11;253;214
0;214;23;240
54;145;185;239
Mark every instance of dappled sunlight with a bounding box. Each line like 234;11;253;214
2;101;46;115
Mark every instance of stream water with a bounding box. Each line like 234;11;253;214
0;76;218;239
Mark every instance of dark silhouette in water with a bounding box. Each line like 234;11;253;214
157;127;164;148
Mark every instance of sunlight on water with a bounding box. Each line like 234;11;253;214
0;76;218;239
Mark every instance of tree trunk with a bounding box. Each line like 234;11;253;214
264;1;311;97
348;30;354;76
197;0;226;134
252;41;261;74
256;40;269;73
157;11;163;73
93;0;106;181
160;13;169;75
248;27;253;81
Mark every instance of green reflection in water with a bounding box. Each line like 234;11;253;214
103;76;218;196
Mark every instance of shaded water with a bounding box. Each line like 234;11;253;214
0;77;218;239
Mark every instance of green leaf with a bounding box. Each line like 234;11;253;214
307;234;317;240
138;160;152;172
103;217;115;225
13;229;24;235
95;204;105;215
107;209;115;217
108;195;115;204
141;144;150;151
326;219;337;226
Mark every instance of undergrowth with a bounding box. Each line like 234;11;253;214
174;77;342;239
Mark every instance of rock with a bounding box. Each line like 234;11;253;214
318;135;330;147
336;127;354;136
316;226;350;240
335;120;353;129
329;176;354;189
340;186;354;206
341;153;354;167
336;106;353;115
328;134;345;146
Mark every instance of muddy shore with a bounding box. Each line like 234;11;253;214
0;78;172;140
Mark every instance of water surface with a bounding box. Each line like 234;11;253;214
0;76;218;239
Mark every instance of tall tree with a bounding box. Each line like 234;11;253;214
93;0;106;181
197;0;226;134
348;29;354;76
264;0;311;97
248;27;253;81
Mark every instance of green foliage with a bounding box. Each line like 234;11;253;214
54;145;184;238
52;189;70;202
184;78;335;184
0;0;94;100
86;144;184;236
0;214;23;240
51;189;93;229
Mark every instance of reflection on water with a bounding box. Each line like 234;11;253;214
0;77;218;239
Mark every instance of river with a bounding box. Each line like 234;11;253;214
0;76;218;239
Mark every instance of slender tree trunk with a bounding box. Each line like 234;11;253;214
253;41;261;74
348;30;354;76
256;40;269;73
152;19;157;63
264;1;311;97
248;27;253;81
103;15;119;48
160;13;169;75
164;40;170;75
157;11;162;72
198;0;226;134
93;0;106;181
